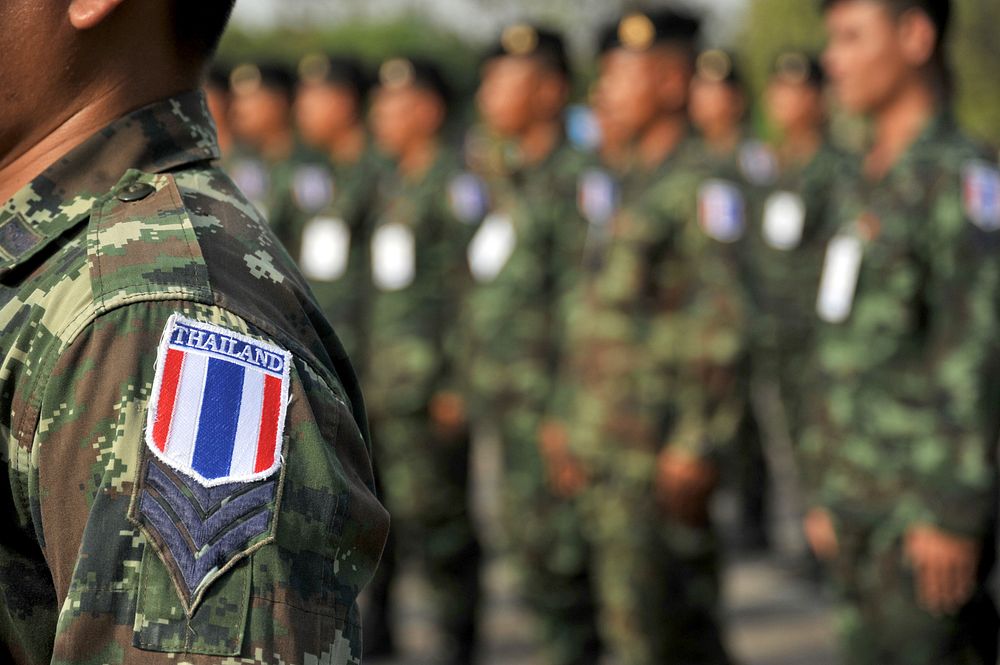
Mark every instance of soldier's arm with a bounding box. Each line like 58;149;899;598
26;300;387;664
896;167;1000;538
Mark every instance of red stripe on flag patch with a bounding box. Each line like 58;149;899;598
153;347;185;451
254;374;283;472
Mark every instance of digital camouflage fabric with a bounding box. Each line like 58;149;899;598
558;135;746;665
802;114;1000;665
0;91;389;665
364;148;482;656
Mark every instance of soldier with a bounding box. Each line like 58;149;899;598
690;47;776;552
542;10;746;665
0;1;388;664
463;24;601;665
204;63;234;156
365;56;485;665
227;60;302;247
292;53;383;368
758;51;845;448
802;1;1000;663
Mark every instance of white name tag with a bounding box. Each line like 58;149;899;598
468;212;517;283
371;223;416;291
762;191;806;250
299;217;350;282
816;234;863;323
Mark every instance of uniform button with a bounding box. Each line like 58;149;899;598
117;182;156;202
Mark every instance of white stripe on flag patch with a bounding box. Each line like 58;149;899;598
229;370;266;477
165;352;209;469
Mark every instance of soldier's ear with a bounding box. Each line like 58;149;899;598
68;0;127;30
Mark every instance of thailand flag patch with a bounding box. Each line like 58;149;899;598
963;160;1000;232
699;179;746;243
147;314;291;487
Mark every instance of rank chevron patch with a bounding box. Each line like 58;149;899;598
129;314;291;611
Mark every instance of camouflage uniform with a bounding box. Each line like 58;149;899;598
462;137;600;665
559;135;746;665
0;91;388;664
801;114;1000;665
365;149;483;657
750;140;845;444
285;144;384;370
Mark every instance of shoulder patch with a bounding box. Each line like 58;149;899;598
963;160;1000;231
448;172;490;224
762;191;806;250
738;141;779;186
292;164;335;213
146;314;291;487
578;168;620;226
699;179;746;243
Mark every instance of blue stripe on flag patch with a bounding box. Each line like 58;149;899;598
191;358;246;480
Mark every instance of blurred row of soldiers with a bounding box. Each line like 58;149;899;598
205;0;1000;663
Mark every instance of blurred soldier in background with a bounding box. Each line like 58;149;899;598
292;53;382;365
690;48;775;552
205;63;234;155
365;57;485;664
227;61;302;246
543;9;745;664
462;23;601;665
757;51;844;450
801;0;1000;663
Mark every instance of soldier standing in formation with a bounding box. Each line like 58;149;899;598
365;56;485;664
463;24;602;665
802;0;1000;662
544;10;745;665
0;1;388;663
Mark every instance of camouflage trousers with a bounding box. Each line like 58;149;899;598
493;402;601;665
826;509;998;665
577;462;731;665
369;409;482;656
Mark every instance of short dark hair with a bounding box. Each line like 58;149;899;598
173;1;238;61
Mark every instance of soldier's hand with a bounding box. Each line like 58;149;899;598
804;508;839;561
905;525;979;617
655;451;718;527
538;420;588;498
430;391;467;439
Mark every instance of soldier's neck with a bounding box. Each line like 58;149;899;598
701;125;742;157
636;115;687;171
328;124;367;166
398;137;438;181
0;81;195;204
517;120;562;167
780;126;823;166
257;130;296;163
865;81;938;181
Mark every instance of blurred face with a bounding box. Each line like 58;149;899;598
230;87;291;146
371;86;442;156
599;49;660;141
477;57;539;137
823;0;935;114
204;85;230;132
766;80;824;133
295;82;359;148
689;79;745;135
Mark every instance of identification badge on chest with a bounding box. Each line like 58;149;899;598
762;191;806;250
371;222;416;291
299;216;350;282
468;212;517;283
816;231;864;323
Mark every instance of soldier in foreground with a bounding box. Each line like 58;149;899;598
463;24;601;665
366;57;484;664
803;0;1000;662
544;10;744;665
0;1;388;663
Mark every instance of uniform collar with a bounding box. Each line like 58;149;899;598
0;90;220;270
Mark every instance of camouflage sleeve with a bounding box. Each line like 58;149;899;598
29;300;387;664
645;178;747;462
892;172;1000;537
